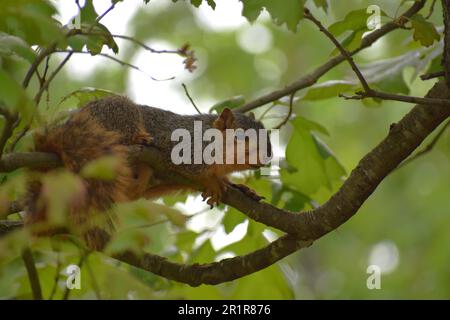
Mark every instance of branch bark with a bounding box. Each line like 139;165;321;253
442;0;450;87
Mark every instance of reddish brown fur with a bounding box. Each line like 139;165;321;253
28;108;146;250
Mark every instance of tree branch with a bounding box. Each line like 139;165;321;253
442;0;450;87
235;0;426;113
22;247;43;300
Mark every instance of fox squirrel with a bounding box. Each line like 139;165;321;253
26;95;270;249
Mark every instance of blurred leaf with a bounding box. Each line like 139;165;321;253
374;72;409;94
81;155;122;180
282;188;311;211
59;87;117;108
303;80;355;101
0;0;63;46
188;239;216;264
328;9;369;36
313;0;328;12
330;29;365;56
281;116;344;196
149;202;188;228
170;0;216;9
357;41;442;90
116;200;187;228
410;14;440;47
239;0;305;31
222;207;246;234
0;68;34;121
41;171;84;225
0;32;36;63
209;95;245;113
175;230;198;252
105;228;152;255
231;264;293;299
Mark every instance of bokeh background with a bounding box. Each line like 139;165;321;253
0;0;449;299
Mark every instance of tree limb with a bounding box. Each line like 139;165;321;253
235;0;426;113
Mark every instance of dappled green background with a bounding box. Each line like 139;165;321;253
0;0;449;299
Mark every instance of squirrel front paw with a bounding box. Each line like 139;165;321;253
201;179;227;208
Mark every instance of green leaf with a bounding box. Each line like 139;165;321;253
175;231;198;252
410;14;440;47
41;171;84;225
0;68;34;122
222;207;246;234
81;155;123;180
0;0;63;46
330;29;365;56
59;87;117;108
375;72;409;95
209;95;245;113
171;0;216;10
282;188;311;211
80;0;98;24
188;239;216;264
313;0;328;12
328;9;369;36
281;116;345;196
302;80;355;101
0;32;36;63
67;23;119;55
239;0;305;32
190;0;202;7
356;43;443;93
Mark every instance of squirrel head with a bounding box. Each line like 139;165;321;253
213;108;272;171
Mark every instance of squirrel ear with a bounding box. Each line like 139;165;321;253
213;108;235;130
248;112;255;120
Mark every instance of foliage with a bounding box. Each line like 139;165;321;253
0;0;449;299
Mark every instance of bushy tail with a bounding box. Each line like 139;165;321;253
27;110;134;250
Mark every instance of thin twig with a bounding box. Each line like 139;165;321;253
257;103;277;122
34;52;74;105
340;90;450;107
7;124;30;153
0;108;18;158
182;83;202;114
48;241;61;300
273;92;295;129
22;45;58;89
398;120;449;168
111;34;180;54
426;0;438;19
235;0;427;113
421;70;445;80
22;247;43;300
305;8;450;107
95;3;115;24
304;9;371;93
54;50;174;81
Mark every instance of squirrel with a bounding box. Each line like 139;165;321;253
26;95;271;250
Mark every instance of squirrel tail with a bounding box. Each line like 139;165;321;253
27;109;135;250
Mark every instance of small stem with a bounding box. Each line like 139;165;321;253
182;83;202;114
22;247;43;300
